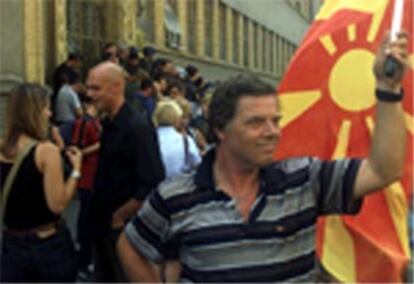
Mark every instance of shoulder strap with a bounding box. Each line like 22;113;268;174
183;134;190;166
0;140;37;224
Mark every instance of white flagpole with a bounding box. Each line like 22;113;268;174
390;0;404;41
385;0;405;77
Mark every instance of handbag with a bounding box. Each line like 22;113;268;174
0;140;38;230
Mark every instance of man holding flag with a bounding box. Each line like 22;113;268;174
116;28;409;281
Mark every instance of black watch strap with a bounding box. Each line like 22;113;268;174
376;89;404;103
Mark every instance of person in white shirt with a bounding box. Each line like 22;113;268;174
153;100;201;179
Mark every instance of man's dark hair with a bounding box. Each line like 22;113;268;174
165;79;184;96
67;52;81;61
152;71;166;83
185;64;198;78
208;74;276;142
140;78;154;90
143;46;156;57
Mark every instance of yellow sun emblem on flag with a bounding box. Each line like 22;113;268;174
275;0;413;281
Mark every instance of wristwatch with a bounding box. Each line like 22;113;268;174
70;169;81;180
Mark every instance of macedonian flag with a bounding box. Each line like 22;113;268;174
275;0;413;282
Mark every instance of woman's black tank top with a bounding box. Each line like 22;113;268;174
1;145;60;230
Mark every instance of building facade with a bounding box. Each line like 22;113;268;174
0;0;319;134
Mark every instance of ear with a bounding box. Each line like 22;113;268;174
214;127;226;142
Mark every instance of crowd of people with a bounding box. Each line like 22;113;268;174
0;31;410;283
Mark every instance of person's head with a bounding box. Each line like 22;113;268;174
166;80;185;99
81;96;98;117
66;52;82;69
152;99;183;129
143;46;157;59
140;78;154;97
185;64;199;80
102;42;119;64
201;92;213;117
209;74;280;168
127;49;140;66
118;43;129;61
175;97;192;130
1;83;51;158
86;62;126;117
153;72;168;93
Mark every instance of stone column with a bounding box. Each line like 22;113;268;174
114;0;137;45
211;0;219;60
54;0;67;66
195;0;205;57
23;0;45;84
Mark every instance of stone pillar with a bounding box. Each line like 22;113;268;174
195;0;205;57
257;26;263;71
23;0;45;84
114;0;137;45
153;0;165;47
54;0;67;66
211;0;219;60
237;13;244;66
225;6;233;63
177;0;188;52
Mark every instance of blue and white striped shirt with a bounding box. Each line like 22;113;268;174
125;149;363;282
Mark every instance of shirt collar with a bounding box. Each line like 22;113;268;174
102;102;129;129
194;147;282;192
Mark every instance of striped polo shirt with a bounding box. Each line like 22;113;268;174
125;149;363;282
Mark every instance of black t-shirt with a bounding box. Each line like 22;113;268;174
92;102;165;233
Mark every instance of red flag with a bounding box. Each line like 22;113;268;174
275;0;413;281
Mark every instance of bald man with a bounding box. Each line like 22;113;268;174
86;62;165;282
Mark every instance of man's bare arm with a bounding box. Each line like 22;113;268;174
354;32;409;198
117;232;160;282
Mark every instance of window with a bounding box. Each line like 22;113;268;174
270;33;275;73
232;9;239;64
243;16;249;67
67;0;106;74
187;0;196;53
204;0;213;57
219;2;227;61
164;1;181;49
137;0;155;43
276;35;283;75
253;22;259;69
262;27;267;71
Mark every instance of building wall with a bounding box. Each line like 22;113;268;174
0;0;24;80
0;0;319;89
223;0;310;43
139;0;318;85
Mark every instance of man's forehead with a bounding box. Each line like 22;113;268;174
237;94;279;109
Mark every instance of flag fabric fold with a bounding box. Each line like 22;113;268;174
275;0;413;281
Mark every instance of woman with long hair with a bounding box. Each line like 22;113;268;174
0;83;82;282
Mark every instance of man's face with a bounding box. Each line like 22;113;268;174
217;95;281;169
159;79;167;93
86;70;114;114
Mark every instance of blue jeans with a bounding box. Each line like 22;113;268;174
1;224;76;282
